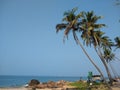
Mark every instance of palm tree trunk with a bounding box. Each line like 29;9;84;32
72;31;105;80
72;32;112;89
77;40;105;80
95;47;113;85
77;40;113;89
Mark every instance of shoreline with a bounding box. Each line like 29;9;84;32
0;78;120;90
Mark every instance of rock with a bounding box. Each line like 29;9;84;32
28;79;40;86
36;84;47;89
47;81;57;88
27;80;69;89
56;80;67;88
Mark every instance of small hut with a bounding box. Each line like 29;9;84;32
92;75;101;82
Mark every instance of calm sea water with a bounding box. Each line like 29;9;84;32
0;75;87;87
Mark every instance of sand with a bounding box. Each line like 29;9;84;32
0;87;120;90
111;87;120;90
0;87;62;90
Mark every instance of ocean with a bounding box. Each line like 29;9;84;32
0;75;87;87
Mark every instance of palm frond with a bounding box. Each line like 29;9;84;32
64;25;71;36
63;7;77;16
56;23;67;33
103;48;115;62
94;24;106;28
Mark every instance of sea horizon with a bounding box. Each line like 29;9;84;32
0;75;87;87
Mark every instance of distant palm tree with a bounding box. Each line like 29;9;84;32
103;48;115;83
94;33;113;84
93;31;113;84
102;48;116;78
56;8;105;80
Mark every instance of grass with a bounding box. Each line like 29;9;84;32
69;81;109;90
69;81;88;90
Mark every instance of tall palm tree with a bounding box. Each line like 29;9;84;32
56;8;105;80
94;33;113;83
79;11;114;84
102;48;117;79
106;36;120;79
103;48;115;82
93;31;114;84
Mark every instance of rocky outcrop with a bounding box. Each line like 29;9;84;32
28;79;68;89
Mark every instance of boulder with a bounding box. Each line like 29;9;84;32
28;79;40;86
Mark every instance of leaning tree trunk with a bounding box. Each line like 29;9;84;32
95;47;113;85
77;40;105;80
72;32;112;90
72;31;105;80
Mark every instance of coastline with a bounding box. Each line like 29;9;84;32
0;75;82;88
0;82;120;90
0;75;120;90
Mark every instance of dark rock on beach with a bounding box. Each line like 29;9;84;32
28;79;40;86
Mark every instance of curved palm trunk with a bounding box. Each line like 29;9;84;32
77;40;113;89
72;32;111;89
95;47;113;85
77;40;105;80
72;31;105;80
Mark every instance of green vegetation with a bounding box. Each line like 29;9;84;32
70;81;88;90
70;81;109;90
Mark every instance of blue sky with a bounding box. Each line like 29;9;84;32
0;0;120;76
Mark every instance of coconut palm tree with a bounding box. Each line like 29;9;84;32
96;35;114;85
101;36;120;82
102;48;115;79
78;11;114;84
93;32;113;83
56;8;105;80
92;31;114;83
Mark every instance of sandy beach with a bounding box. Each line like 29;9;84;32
0;87;120;90
0;87;62;90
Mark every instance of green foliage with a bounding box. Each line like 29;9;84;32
69;81;109;90
103;48;115;63
70;81;88;90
